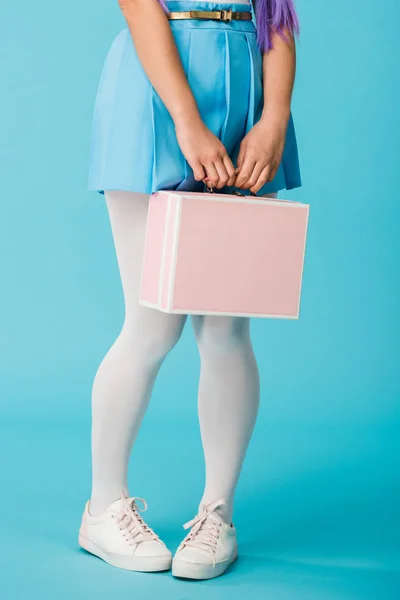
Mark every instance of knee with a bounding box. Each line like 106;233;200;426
120;319;183;364
146;324;182;361
194;316;250;354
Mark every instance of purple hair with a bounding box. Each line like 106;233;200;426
158;1;299;52
253;0;299;51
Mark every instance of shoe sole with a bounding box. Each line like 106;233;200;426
79;534;172;572
172;550;238;580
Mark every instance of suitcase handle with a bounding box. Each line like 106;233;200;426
203;181;256;197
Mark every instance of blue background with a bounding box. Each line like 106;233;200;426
0;0;399;598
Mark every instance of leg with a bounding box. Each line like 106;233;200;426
90;191;186;516
193;191;276;521
192;315;260;524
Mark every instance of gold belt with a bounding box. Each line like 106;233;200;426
167;9;252;22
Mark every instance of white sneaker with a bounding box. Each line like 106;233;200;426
78;491;172;572
172;499;238;580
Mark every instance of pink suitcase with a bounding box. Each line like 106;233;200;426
139;191;309;319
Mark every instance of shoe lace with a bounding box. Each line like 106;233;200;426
178;499;226;565
113;490;159;546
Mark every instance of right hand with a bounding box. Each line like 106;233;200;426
175;118;236;189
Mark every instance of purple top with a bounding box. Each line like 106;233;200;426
159;1;299;52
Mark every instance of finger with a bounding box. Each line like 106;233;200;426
191;161;206;182
203;177;212;190
235;156;257;188
214;158;230;189
267;163;279;182
223;155;236;187
239;160;266;191
250;165;271;194
235;143;246;174
204;161;219;188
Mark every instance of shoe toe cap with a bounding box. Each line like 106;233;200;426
174;546;212;565
136;540;172;558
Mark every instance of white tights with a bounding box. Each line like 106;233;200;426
90;190;269;523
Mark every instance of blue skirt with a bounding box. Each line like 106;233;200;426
88;1;301;196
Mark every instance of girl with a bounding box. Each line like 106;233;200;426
79;0;301;580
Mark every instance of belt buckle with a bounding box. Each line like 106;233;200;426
220;9;233;21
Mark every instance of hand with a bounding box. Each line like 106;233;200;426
234;112;289;193
175;117;236;189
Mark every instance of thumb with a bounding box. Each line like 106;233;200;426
191;161;206;182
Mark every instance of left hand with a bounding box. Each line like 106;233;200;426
234;112;289;193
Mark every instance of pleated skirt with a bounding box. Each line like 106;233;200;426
88;1;301;196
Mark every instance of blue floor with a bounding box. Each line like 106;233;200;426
1;415;399;600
